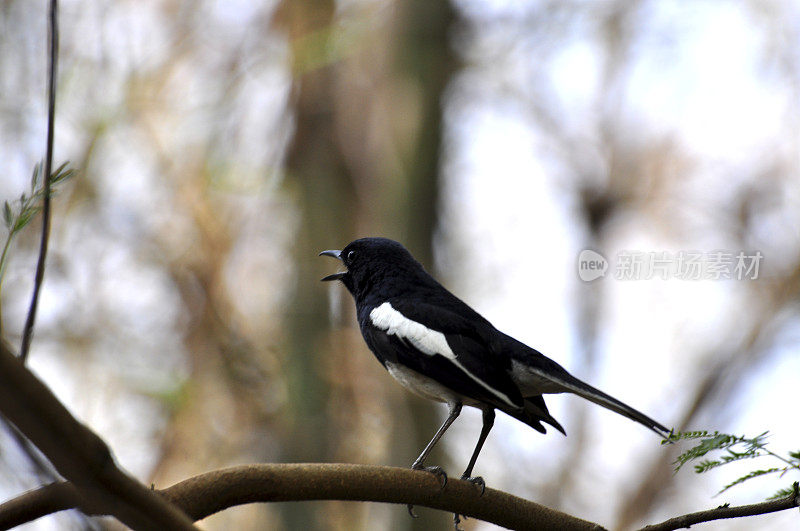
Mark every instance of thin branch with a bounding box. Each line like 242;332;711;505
20;0;58;362
0;465;606;531
2;6;91;524
0;340;196;529
0;482;78;529
2;2;72;520
639;493;800;531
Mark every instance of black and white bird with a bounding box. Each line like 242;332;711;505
321;237;669;492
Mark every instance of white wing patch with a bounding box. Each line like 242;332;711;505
370;302;454;358
369;302;517;408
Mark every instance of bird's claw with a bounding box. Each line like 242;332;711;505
406;465;448;519
412;464;448;489
461;475;486;496
450;476;483;528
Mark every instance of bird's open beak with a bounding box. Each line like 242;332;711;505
319;250;342;260
319;249;346;281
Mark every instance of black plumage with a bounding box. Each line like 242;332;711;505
321;237;669;490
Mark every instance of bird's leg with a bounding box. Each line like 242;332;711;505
407;402;462;518
452;409;495;529
410;401;462;486
460;408;494;495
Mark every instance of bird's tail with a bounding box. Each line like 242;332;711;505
504;395;567;436
557;374;670;437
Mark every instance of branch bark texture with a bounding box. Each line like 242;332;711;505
0;464;604;530
640;493;800;531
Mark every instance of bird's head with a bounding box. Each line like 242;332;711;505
319;237;424;299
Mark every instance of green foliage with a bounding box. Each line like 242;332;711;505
664;430;800;500
769;482;800;500
0;161;74;290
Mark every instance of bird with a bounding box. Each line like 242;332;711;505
320;237;670;501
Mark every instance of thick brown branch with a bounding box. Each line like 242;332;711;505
0;464;605;530
639;493;800;531
0;341;196;529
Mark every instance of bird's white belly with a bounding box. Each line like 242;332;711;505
385;361;461;404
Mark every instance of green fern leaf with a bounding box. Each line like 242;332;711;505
717;468;781;495
3;202;12;229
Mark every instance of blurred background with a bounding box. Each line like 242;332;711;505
1;0;799;529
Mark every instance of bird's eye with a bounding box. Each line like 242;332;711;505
347;251;356;262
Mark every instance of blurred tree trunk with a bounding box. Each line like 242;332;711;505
274;1;358;529
275;0;456;529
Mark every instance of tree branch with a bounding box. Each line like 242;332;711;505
0;464;605;530
20;0;58;362
3;461;798;531
0;482;78;529
0;340;196;529
639;492;800;531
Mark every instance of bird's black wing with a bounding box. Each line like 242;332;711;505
361;298;525;411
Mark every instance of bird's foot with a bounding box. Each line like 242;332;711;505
412;464;448;489
460;474;486;496
406;465;448;519
449;476;484;527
